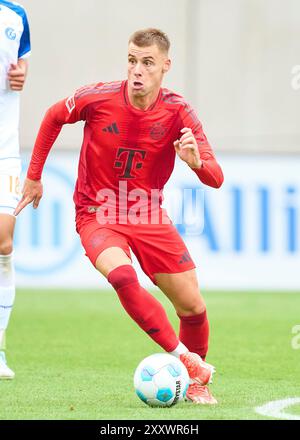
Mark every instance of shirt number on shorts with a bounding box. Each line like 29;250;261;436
9;176;21;195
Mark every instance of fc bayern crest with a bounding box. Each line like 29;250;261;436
150;122;167;141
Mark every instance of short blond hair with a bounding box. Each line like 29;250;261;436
129;28;170;54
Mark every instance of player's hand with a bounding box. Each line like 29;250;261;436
14;178;43;216
174;128;202;169
7;62;27;91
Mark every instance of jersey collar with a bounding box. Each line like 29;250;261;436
122;80;162;113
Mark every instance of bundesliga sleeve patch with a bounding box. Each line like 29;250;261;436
66;95;75;113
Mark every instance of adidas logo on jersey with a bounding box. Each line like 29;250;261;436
102;122;120;134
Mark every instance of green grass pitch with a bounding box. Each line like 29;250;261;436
0;289;299;420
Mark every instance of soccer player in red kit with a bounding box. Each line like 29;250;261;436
15;29;224;404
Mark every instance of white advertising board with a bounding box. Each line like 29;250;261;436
15;153;299;290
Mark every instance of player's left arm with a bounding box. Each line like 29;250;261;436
174;106;224;188
174;127;202;169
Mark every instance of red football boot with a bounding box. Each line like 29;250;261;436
180;351;215;385
185;383;218;405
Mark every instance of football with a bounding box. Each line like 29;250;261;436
133;353;190;407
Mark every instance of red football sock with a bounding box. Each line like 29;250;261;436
178;310;209;360
108;265;179;352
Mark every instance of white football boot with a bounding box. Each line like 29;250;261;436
0;351;15;379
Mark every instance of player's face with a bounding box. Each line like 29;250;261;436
127;43;171;100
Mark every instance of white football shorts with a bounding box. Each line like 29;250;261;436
0;160;22;216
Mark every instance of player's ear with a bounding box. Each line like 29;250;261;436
162;59;171;74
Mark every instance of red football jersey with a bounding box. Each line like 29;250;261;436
27;80;223;221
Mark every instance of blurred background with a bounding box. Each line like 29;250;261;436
16;0;300;290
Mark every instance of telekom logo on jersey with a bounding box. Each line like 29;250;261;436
114;148;146;179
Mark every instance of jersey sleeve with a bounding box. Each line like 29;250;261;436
27;91;91;180
18;8;31;59
178;103;224;189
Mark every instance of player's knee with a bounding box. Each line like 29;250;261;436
0;239;13;256
176;298;206;316
107;265;138;290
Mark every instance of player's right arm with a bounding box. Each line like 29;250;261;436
14;91;90;216
14;177;43;215
7;3;31;91
8;59;28;91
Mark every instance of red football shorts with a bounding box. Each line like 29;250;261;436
76;211;196;284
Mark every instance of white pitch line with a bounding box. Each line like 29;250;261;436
255;398;300;420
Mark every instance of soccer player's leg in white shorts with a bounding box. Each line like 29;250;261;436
0;159;22;379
